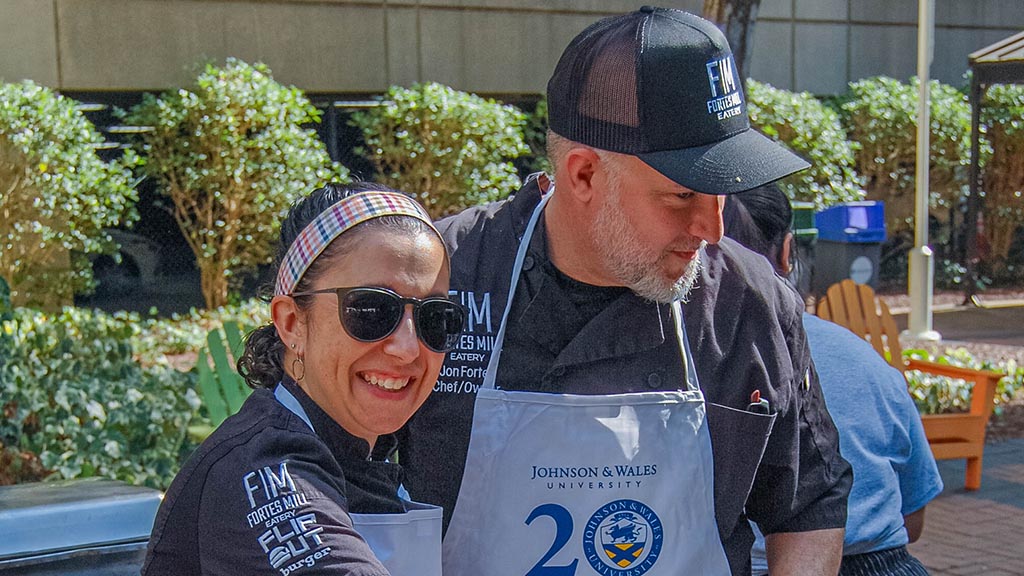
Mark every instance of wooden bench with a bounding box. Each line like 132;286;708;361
816;279;1002;491
187;321;252;441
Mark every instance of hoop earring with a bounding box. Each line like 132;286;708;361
291;356;305;382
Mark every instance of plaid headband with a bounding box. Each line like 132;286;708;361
274;191;439;295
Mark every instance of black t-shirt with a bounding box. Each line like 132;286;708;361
496;213;633;392
142;380;402;576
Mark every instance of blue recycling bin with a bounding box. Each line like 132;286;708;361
811;201;886;295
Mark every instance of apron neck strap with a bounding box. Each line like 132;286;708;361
670;301;698;391
274;383;315;431
482;193;697;393
483;193;550;389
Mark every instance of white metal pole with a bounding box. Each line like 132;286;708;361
906;0;941;341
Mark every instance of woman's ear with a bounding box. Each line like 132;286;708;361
271;295;305;352
780;232;794;276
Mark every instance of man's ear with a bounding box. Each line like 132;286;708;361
560;147;601;204
780;232;794;276
271;295;305;352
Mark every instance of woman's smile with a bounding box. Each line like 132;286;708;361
360;371;412;391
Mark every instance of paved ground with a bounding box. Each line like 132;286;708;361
908;438;1024;575
892;301;1024;347
874;301;1024;574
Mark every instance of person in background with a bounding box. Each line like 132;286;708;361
725;184;943;576
397;7;852;575
142;182;467;576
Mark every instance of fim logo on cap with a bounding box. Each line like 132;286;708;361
706;55;743;121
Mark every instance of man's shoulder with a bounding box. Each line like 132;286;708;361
698;237;803;318
686;237;811;391
802;314;911;397
802;314;867;351
436;174;546;250
435;198;505;246
435;175;546;284
803;314;891;368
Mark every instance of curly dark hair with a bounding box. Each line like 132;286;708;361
236;182;439;389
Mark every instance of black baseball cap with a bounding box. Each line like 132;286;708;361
547;6;809;195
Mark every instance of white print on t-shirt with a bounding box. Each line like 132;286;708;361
449;289;493;333
244;462;297;508
246;492;310;529
436;289;495;395
278;546;332;576
258;512;325;569
241;461;325;572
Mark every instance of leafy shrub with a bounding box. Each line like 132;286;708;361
933;258;970;290
350;82;530;218
746;80;864;209
0;307;199;489
980;83;1024;264
841;76;972;236
520;98;552;177
904;347;1022;415
0;276;10;320
121;58;348;309
133;298;270;364
0;81;139;309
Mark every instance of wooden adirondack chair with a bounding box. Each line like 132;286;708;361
187;321;252;441
816;279;1002;491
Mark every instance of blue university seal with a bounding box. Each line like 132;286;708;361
582;499;663;575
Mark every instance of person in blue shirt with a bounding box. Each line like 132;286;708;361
724;184;944;576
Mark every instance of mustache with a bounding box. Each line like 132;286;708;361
665;240;708;253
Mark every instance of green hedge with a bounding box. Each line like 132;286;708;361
841;76;971;236
979;83;1024;264
120;59;348;309
905;347;1022;416
350;82;529;218
0;80;140;308
0;307;200;489
746;80;864;209
132;298;270;363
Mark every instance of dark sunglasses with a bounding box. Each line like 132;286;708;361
291;286;467;353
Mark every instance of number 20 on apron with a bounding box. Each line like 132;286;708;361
441;194;731;575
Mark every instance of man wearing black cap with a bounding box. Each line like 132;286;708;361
397;7;852;575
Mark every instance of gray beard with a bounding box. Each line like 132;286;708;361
629;254;702;303
593;187;704;304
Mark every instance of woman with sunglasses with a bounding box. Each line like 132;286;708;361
142;182;466;576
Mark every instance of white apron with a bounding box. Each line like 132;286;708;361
274;385;442;576
441;195;731;575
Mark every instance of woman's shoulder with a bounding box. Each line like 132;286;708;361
170;391;349;529
147;392;398;575
170;389;342;501
145;388;348;574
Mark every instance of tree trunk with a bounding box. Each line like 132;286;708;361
703;0;761;81
199;259;229;309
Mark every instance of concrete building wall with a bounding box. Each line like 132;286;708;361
0;0;699;94
751;0;1024;94
0;0;59;86
1;0;1021;97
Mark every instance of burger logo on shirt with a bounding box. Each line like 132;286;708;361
583;499;663;575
